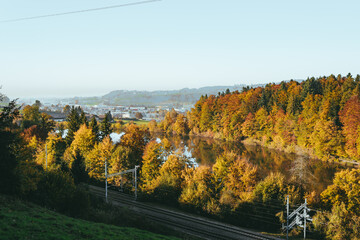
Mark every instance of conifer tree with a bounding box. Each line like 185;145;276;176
100;111;112;140
89;116;100;142
80;110;88;127
65;106;81;146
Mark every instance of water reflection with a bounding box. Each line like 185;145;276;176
153;134;347;194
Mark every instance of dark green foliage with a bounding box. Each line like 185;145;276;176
65;106;81;146
89;116;100;142
301;77;322;100
80;111;88;127
30;170;90;216
100;111;113;140
71;150;89;184
258;88;272;112
0;100;20;194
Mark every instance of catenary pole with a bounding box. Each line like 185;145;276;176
45;144;48;169
287;195;289;240
135;165;139;200
105;159;108;203
304;198;307;239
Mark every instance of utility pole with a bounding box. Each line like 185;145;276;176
283;197;312;239
134;165;139;200
45;144;48;170
286;195;289;240
105;166;139;200
105;158;108;202
304;198;307;239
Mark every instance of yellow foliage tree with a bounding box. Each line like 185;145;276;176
140;140;164;192
179;166;220;214
85;136;113;180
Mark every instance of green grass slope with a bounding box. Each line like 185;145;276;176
0;194;179;240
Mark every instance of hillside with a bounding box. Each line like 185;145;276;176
179;74;360;162
69;85;255;107
0;194;178;240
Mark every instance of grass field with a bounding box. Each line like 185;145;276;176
0;194;179;240
120;119;149;126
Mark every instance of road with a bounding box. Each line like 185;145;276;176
88;185;282;240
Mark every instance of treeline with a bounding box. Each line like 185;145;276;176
156;74;360;162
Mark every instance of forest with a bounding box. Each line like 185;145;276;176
158;73;360;163
1;74;360;239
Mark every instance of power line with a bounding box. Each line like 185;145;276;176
0;0;161;23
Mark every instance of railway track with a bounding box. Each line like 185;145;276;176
88;185;282;240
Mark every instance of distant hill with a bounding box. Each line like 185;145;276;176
71;85;266;107
19;82;303;107
0;93;10;104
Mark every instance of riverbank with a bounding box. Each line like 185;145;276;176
186;130;360;168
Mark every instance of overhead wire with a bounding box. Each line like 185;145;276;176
0;0;161;23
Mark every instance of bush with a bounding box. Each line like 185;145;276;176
29;170;90;217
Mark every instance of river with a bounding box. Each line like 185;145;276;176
155;134;347;195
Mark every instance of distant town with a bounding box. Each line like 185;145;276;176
15;85;256;122
18;99;189;123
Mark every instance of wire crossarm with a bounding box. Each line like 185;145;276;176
283;197;312;240
104;163;140;202
106;168;136;178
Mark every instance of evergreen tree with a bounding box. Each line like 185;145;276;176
71;150;88;184
100;111;112;140
0;100;20;194
65;106;81;146
80;110;88;127
89;116;100;142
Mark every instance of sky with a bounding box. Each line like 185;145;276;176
1;0;360;99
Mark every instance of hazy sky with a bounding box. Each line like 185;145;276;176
1;0;360;99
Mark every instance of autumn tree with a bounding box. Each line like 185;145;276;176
199;102;212;132
222;157;258;203
70;124;95;158
62;105;71;114
252;172;301;204
161;109;178;134
321;169;360;215
339;96;360;159
85;136;114;180
119;124;149;167
241;113;256;138
147;120;158;133
314;168;360;239
21;105;41;129
135;112;143;120
179;166;220;214
150;154;189;202
35;133;67;169
173;114;189;135
313;204;360;240
140;141;164;192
